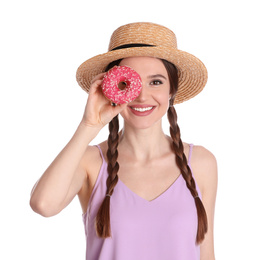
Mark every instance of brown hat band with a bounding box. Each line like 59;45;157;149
110;43;155;51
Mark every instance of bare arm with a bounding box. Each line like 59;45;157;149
30;123;99;217
192;146;218;260
30;73;127;217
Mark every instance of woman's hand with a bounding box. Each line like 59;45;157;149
81;73;127;130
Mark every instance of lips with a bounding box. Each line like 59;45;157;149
128;104;156;116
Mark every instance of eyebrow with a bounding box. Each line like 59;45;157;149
147;74;167;80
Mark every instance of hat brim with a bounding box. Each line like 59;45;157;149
76;46;208;104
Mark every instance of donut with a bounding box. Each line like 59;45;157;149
101;66;142;104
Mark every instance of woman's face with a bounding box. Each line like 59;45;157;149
119;56;170;129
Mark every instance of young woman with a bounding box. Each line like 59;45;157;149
30;22;217;260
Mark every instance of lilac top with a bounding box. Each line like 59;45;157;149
82;144;201;260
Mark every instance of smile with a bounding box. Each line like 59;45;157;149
131;106;153;112
128;105;156;116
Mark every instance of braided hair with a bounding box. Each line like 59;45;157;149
95;58;208;244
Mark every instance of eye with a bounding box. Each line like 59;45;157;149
150;80;163;85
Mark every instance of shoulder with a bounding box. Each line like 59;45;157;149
191;145;217;168
81;140;108;174
82;145;100;164
189;145;218;196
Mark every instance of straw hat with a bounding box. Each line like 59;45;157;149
76;22;208;104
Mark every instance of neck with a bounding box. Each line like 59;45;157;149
118;120;170;162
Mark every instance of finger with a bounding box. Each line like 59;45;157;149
91;72;106;84
89;79;103;94
111;103;128;115
89;73;107;95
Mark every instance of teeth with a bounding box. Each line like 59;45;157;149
132;107;153;112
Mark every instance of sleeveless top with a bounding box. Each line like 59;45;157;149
82;144;201;260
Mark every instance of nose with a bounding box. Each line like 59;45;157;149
135;83;148;102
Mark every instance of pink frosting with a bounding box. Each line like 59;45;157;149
101;66;142;104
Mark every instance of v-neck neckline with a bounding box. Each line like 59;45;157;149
117;174;182;203
96;144;185;204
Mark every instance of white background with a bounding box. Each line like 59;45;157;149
1;0;253;259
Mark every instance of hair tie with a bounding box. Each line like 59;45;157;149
106;194;111;198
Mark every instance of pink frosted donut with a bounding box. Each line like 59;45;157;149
101;66;142;104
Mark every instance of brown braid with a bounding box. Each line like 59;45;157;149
163;59;208;244
95;115;120;237
167;106;208;243
95;59;122;238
